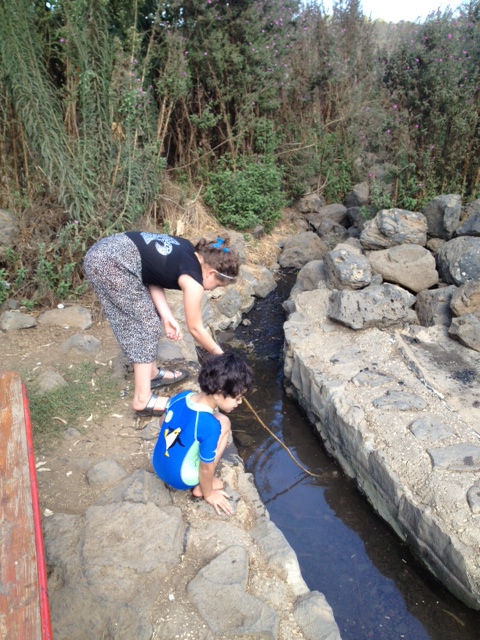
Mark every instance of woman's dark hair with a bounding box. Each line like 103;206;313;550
199;350;254;397
194;236;240;280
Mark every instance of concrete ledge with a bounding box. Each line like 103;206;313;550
283;289;480;610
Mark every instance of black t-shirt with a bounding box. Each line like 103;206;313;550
125;232;203;289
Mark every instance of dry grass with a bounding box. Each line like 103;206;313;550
143;177;299;268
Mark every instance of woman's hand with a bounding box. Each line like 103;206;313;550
204;489;234;516
148;286;182;340
162;317;182;341
178;274;225;354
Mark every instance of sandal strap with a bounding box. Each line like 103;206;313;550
151;369;166;383
146;394;158;410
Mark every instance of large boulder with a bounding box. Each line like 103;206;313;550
278;232;328;269
212;287;243;321
360;209;428;250
44;501;184;639
239;264;276;299
296;193;326;214
455;211;480;237
368;244;438;293
284;260;328;315
0;310;37;331
305;204;348;231
450;280;480;317
448;313;480;352
289;260;328;298
461;197;480;223
187;545;280;637
415;286;456;327
436;237;480;285
328;283;416;330
421;194;462;239
38;306;93;329
324;243;372;290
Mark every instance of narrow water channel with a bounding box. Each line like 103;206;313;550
223;271;480;640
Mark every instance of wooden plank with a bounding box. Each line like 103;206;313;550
0;371;52;640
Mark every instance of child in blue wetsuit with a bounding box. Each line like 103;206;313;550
152;351;254;515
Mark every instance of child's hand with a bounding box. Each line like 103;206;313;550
205;489;234;516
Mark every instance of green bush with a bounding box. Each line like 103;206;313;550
381;3;480;200
204;159;285;231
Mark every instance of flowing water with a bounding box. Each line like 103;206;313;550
223;271;480;640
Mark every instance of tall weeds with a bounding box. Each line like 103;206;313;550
0;0;479;304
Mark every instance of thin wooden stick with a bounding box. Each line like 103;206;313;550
243;397;324;479
201;335;324;479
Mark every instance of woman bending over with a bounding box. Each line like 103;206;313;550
84;233;239;416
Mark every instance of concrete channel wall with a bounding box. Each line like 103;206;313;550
283;288;480;610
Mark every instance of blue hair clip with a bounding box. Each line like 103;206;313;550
211;237;230;252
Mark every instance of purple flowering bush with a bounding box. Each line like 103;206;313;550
381;4;480;203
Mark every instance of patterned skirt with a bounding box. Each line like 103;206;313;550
83;233;162;363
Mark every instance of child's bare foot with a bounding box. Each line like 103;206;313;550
192;477;224;498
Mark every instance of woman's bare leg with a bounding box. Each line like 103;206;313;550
132;362;168;412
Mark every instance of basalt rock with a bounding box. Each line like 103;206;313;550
368;244;438;293
448;313;480;352
278;232;328;269
360;209;428;250
328;283;416;330
450;280;480;316
421;194;462;239
324;243;372;290
437;236;480;285
415;286;456;327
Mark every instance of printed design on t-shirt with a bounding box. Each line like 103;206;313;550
140;233;180;256
164;427;185;457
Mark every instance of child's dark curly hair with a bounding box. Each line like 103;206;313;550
194;236;240;281
199;350;254;398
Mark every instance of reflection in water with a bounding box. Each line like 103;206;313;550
228;273;480;640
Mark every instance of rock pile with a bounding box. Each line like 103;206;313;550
43;453;340;640
283;188;480;352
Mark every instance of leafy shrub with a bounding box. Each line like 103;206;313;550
0;268;10;305
204;158;285;231
381;4;480;200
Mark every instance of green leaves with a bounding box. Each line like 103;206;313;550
204;158;285;231
381;3;480;201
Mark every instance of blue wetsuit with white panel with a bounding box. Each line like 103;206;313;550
152;391;221;490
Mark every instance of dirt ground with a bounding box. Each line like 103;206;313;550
1;310;185;517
